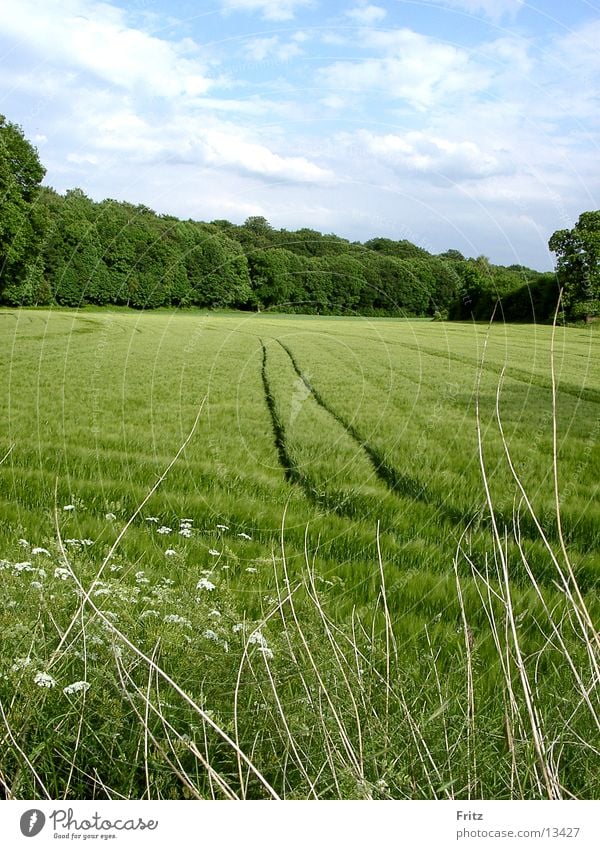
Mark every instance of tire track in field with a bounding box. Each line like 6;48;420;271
277;339;431;507
275;339;599;554
260;340;303;489
267;341;597;561
260;340;389;520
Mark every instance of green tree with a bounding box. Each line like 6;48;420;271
0;115;46;303
549;211;600;321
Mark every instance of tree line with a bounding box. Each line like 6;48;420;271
1;114;595;322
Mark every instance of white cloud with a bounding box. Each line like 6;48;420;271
321;29;490;109
0;0;212;98
355;130;513;182
346;4;387;25
245;36;304;62
425;0;524;21
61;95;332;185
201;129;333;183
219;0;314;21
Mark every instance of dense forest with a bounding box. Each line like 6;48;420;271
2;114;596;322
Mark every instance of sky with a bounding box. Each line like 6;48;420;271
1;0;599;269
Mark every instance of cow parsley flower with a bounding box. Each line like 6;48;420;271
11;657;32;672
18;538;29;547
208;549;220;557
31;547;50;556
258;647;274;660
157;526;172;535
54;567;71;580
63;504;75;511
196;578;216;591
203;629;228;651
216;524;229;531
163;614;191;627
146;516;159;523
105;512;117;521
248;631;268;649
164;548;177;557
238;532;252;540
63;680;90;695
34;671;57;688
246;567;257;573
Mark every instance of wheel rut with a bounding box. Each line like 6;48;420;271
277;339;429;507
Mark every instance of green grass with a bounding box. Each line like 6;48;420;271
0;308;599;799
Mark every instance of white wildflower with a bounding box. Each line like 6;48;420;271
31;547;50;556
30;581;43;590
216;524;229;531
140;609;159;619
105;512;117;520
238;532;252;540
203;629;228;652
82;539;94;546
180;518;193;524
196;578;216;591
179;527;192;538
63;680;90;695
208;609;221;618
109;564;122;572
245;567;257;573
93;587;112;597
164;549;177;557
208;549;220;557
135;571;150;585
258;646;274;660
232;623;244;633
163;614;191;627
54;567;71;580
157;526;172;535
11;657;32;672
146;516;159;523
34;671;57;688
248;631;268;649
13;561;33;572
63;504;75;511
18;538;29;547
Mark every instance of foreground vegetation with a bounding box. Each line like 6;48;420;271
0;309;598;799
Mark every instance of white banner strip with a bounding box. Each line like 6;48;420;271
1;800;598;849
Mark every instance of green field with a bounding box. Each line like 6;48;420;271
1;309;599;800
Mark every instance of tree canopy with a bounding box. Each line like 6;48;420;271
0;115;46;305
549;211;600;321
0;114;579;323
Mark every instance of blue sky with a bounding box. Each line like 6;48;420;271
1;0;599;269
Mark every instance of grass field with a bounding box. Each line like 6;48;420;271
1;308;599;800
